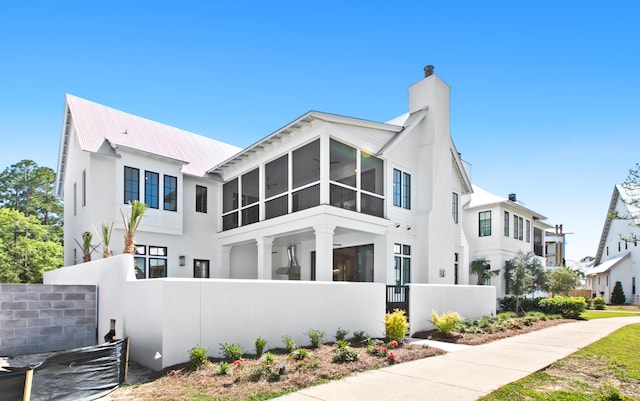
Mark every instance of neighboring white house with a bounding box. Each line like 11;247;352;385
57;68;479;288
587;183;640;304
461;185;553;298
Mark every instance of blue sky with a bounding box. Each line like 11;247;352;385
1;1;638;261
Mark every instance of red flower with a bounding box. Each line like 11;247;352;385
390;340;398;348
389;353;395;360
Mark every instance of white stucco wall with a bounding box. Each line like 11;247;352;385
44;256;386;371
408;284;496;334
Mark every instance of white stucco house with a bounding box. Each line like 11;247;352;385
57;68;478;288
461;185;553;298
587;183;640;304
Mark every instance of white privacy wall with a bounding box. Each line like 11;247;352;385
408;284;496;334
44;255;386;370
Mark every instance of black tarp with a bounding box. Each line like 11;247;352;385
0;366;31;401
0;338;128;401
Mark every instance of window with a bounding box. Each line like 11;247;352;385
333;244;374;282
526;220;531;243
134;245;168;279
194;259;210;278
293;139;320;189
330;139;356;187
504;211;509;237
633;277;636;295
149;246;168;278
222;178;238;230
454;253;459;284
513;215;524;240
195;185;207;213
241;168;259;226
163;175;177;211
393;169;411;209
124;166;139;203
479;211;491;237
73;182;77;216
265;155;288;199
145;171;159;209
452;192;459;224
361;153;384;195
81;170;86;207
394;243;411;285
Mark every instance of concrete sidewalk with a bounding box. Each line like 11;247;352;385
276;316;640;401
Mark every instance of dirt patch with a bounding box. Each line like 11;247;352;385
412;318;575;345
102;343;444;401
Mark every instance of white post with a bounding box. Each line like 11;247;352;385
314;224;335;281
256;237;274;280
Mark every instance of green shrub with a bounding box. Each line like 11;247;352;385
352;331;371;346
220;342;244;361
218;361;230;375
538;296;586;319
498;296;545;313
332;340;359;363
188;346;209;370
282;335;297;352
335;327;350;342
611;281;626;305
305;329;324;348
254;337;267;357
592;297;606;310
289;348;309;361
431;310;462;335
253;352;282;381
385;309;409;342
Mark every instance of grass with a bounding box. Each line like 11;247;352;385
477;323;640;400
580;310;640;320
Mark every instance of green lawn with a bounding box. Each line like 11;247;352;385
580;309;640;320
477;323;640;400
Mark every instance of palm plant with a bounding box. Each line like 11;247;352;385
470;257;500;285
101;222;113;258
120;200;147;254
74;231;100;262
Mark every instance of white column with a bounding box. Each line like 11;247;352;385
216;245;231;278
256;237;274;280
314;224;335;281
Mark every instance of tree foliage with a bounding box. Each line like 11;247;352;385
547;265;582;296
609;163;640;243
0;160;63;229
0;208;63;283
470;257;500;285
504;250;547;313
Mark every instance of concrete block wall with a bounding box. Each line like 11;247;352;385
0;284;97;356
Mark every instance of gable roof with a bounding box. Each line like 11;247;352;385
56;95;242;195
586;251;630;276
594;183;640;265
464;185;549;223
207;110;402;178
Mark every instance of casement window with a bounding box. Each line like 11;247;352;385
194;259;210;278
393;169;411;209
134;245;168;279
526;220;531;243
124;166;139;203
504;211;509;236
394;243;411;285
479;211;491;237
195;185;207;213
454;253;459;284
145;171;159;209
513;215;524;240
452;192;459;223
163;175;177;211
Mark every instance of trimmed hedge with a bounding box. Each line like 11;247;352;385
498;296;545;313
538;296;586;319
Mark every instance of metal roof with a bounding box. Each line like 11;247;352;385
63;94;241;178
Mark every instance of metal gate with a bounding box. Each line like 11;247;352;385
386;285;409;315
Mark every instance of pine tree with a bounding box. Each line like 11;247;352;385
610;281;626;305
